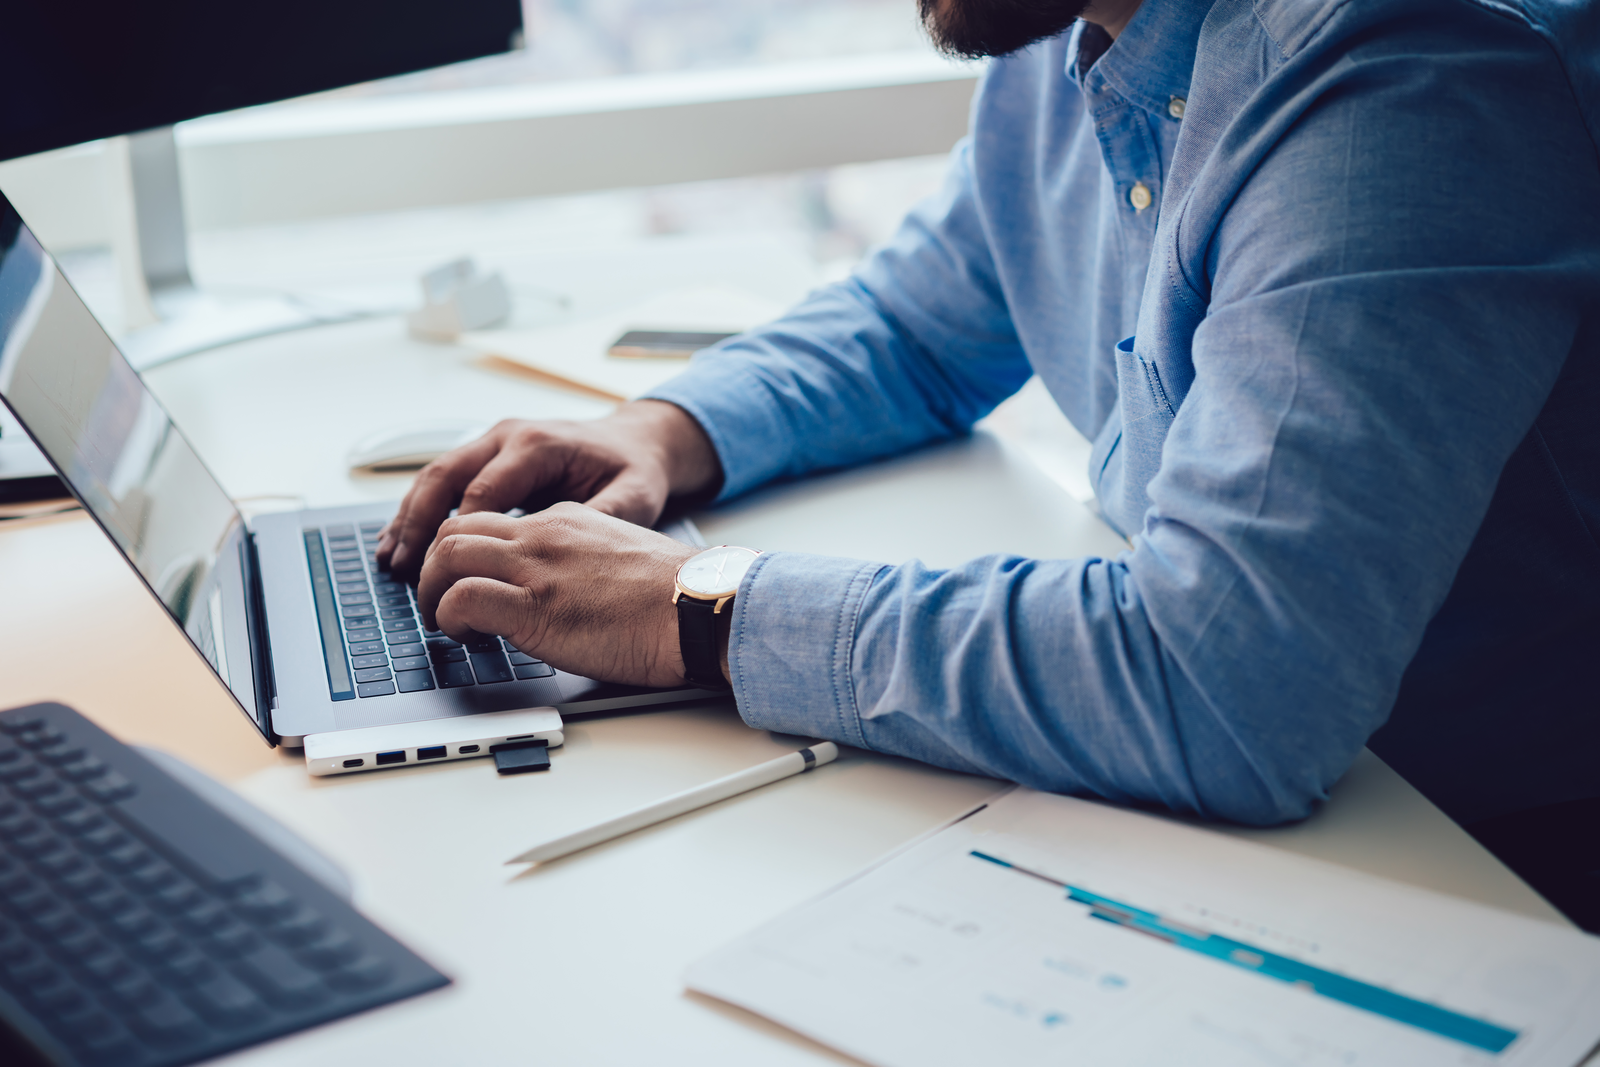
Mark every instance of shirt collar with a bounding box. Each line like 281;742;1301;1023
1065;0;1212;119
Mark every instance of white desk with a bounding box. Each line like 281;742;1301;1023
0;314;1574;1066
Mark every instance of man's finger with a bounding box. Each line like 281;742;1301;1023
433;576;536;648
457;439;570;517
416;526;539;630
583;469;667;526
385;436;503;574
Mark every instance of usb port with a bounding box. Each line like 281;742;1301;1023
375;750;406;765
342;758;364;768
458;744;480;754
417;745;446;761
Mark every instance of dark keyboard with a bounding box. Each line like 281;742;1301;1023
303;520;556;701
0;703;449;1066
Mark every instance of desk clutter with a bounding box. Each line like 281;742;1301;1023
688;787;1600;1067
466;285;785;403
0;703;448;1067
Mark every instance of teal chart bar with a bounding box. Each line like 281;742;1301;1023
970;851;1520;1055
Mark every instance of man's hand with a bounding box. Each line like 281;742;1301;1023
376;399;721;576
416;503;700;688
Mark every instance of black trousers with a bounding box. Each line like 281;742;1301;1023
1468;797;1600;933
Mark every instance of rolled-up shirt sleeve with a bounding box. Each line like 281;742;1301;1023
644;137;1033;502
653;11;1598;827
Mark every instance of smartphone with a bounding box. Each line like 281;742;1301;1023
607;329;738;360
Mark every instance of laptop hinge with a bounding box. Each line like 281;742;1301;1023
241;527;280;746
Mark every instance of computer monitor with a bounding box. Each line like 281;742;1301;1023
0;1;524;162
0;0;526;367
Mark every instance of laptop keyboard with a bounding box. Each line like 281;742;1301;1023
0;702;448;1066
303;521;556;702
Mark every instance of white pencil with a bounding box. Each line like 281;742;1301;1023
506;742;840;866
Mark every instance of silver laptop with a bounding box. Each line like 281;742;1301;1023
0;195;718;762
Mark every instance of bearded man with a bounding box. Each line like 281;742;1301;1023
379;0;1600;929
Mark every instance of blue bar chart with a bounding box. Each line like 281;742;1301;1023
970;850;1520;1054
688;788;1600;1067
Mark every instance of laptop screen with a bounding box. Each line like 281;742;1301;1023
0;195;266;737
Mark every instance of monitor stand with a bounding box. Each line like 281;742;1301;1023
115;127;373;371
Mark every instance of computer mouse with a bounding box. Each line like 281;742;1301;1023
346;421;489;473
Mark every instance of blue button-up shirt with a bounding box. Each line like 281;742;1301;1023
648;0;1600;826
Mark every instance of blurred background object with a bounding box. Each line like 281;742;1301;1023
0;0;1093;504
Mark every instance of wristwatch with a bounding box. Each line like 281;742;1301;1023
674;545;760;689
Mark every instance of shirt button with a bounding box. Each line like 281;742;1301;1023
1129;182;1153;212
1168;96;1186;120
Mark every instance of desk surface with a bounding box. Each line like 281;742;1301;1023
0;314;1574;1065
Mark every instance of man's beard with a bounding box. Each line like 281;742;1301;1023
919;0;1090;59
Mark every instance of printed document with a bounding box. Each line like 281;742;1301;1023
687;788;1600;1067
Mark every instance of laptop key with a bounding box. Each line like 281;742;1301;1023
129;991;207;1045
391;655;428;672
395;669;435;693
355;680;396;698
381;618;416;633
17;727;68;749
85;773;136;803
327;954;393;992
36;742;86;765
469;653;514;685
385;630;419;647
379;607;413;620
514;663;557;680
436;661;475;688
430;647;466;664
352;667;392;684
237;943;324;1007
350;655;388;670
0;714;46;734
387;642;424;658
506;651;538;666
188;970;267;1025
349;641;386;656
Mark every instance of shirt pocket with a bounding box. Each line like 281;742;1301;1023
1115;335;1176;428
1111;336;1177;518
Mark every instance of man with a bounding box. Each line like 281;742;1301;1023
379;0;1600;926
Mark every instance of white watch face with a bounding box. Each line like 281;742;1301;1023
678;545;759;598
